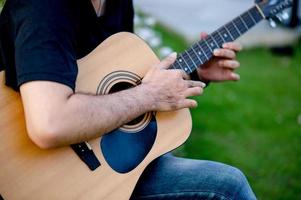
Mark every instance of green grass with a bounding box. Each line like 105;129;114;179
0;0;4;8
1;2;300;199
154;24;301;199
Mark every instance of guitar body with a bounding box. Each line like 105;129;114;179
0;32;192;200
1;0;293;198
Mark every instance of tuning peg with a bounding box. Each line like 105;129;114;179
276;11;290;23
269;19;277;28
280;12;290;20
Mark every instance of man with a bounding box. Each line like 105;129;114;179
0;0;256;199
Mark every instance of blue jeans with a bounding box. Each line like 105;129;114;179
131;153;256;200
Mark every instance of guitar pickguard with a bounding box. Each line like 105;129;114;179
101;114;157;173
96;70;158;173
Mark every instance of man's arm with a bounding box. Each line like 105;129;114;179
20;53;205;149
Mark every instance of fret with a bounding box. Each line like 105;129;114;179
217;30;226;43
192;43;208;63
250;6;264;22
187;48;200;65
182;51;195;69
176;55;188;72
171;59;182;70
224;25;235;40
247;10;257;24
167;6;265;75
196;42;209;60
226;22;240;39
186;49;198;68
232;21;242;35
179;53;193;73
172;60;182;70
210;35;220;47
242;11;256;27
206;36;219;51
190;47;203;64
239;16;249;30
218;28;233;42
234;17;247;34
211;31;224;46
204;39;213;52
241;13;255;28
200;41;213;58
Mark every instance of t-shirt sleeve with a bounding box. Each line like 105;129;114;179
14;0;78;91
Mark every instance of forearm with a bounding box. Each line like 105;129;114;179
26;84;153;148
22;53;205;149
62;85;152;143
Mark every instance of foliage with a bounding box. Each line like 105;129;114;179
154;24;301;199
0;0;4;8
0;2;300;199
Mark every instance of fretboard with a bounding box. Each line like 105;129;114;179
170;6;264;74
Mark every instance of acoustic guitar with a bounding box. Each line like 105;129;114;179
0;1;293;199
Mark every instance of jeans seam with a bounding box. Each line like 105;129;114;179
132;190;232;200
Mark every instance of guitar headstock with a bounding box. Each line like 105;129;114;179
256;0;293;19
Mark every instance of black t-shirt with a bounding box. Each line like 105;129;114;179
0;0;134;91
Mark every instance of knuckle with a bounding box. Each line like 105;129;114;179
175;70;183;77
170;102;178;110
218;60;225;67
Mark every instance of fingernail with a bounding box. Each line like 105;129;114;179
213;49;219;55
232;73;240;80
170;52;177;58
222;43;228;48
201;82;207;88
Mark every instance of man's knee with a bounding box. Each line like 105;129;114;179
222;164;249;189
205;161;256;200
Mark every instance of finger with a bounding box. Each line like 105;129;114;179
223;70;240;81
186;80;206;88
184;87;203;97
158;52;177;69
222;42;242;52
218;60;240;69
178;99;198;109
214;49;236;59
200;32;208;40
169;69;189;80
230;72;240;81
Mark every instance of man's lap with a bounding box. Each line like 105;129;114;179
131;153;256;200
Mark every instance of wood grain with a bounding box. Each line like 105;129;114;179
0;32;192;200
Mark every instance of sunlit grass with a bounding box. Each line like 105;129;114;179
154;23;301;199
0;3;300;199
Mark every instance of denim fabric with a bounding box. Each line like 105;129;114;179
131;153;256;200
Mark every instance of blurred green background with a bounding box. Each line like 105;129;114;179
1;0;301;199
145;14;301;200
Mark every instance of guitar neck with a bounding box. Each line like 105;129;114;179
170;5;265;74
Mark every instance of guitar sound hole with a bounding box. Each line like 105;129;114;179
109;82;145;126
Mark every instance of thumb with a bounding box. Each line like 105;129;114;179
157;52;177;69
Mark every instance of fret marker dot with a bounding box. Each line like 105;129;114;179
185;67;188;71
179;59;182;62
224;34;228;38
198;51;201;55
210;43;214;47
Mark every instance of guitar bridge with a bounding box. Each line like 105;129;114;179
71;142;101;171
